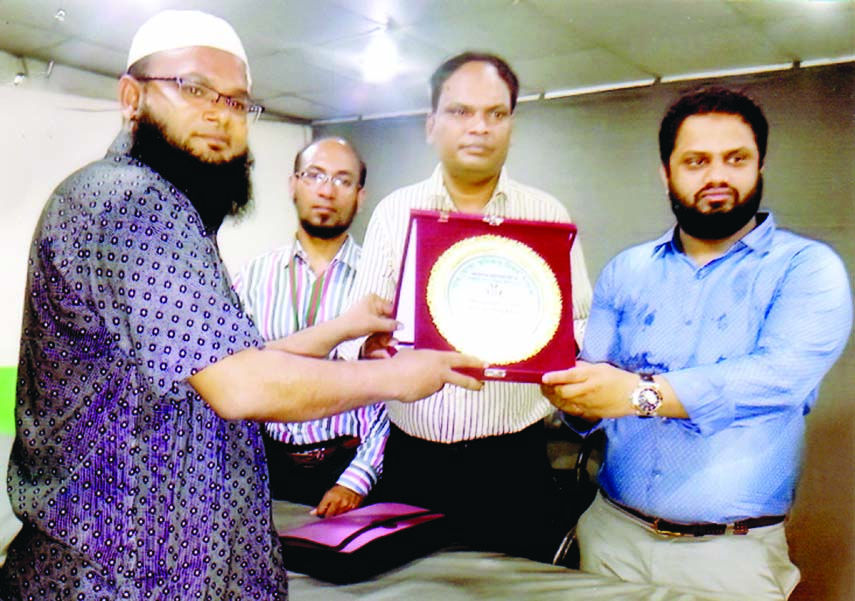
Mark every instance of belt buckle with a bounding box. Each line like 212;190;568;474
290;448;328;466
727;522;749;535
652;518;690;537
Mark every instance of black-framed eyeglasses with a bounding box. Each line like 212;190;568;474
296;170;359;191
135;76;264;120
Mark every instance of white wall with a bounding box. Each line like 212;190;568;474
0;86;119;366
219;121;308;276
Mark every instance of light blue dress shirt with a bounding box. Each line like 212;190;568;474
580;213;852;523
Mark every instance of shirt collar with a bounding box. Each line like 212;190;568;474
652;211;776;258
107;130;133;159
290;234;360;270
428;164;510;212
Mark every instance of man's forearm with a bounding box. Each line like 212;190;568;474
189;347;484;423
189;348;396;421
265;319;348;358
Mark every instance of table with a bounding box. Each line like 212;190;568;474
274;502;727;601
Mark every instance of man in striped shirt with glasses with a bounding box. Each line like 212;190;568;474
234;137;390;518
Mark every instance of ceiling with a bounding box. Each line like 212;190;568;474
0;0;853;123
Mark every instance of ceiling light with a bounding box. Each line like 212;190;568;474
659;63;793;83
800;55;855;68
312;115;362;125
361;108;430;121
54;8;66;22
543;78;656;100
13;73;26;85
361;29;399;83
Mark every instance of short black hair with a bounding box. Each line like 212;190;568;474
429;51;520;113
659;86;769;168
293;137;367;188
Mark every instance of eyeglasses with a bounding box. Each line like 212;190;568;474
135;76;264;120
296;170;359;191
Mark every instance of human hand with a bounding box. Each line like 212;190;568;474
541;361;636;420
311;485;364;518
339;294;399;341
388;349;484;402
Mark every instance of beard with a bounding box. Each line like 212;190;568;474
129;113;253;233
297;198;358;240
669;175;763;240
300;220;352;240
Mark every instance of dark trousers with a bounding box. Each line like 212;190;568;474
373;422;567;563
262;432;359;506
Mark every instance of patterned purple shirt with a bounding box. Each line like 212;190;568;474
0;134;289;599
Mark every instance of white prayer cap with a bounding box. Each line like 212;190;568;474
127;10;251;86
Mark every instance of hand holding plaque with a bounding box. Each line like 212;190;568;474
394;210;577;382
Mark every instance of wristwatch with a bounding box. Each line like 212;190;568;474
630;374;663;417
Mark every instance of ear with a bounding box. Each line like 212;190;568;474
425;113;436;144
658;163;669;190
119;74;144;122
356;186;367;213
288;174;297;201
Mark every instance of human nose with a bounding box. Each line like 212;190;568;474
705;158;730;184
467;111;489;133
316;175;337;197
202;103;233;125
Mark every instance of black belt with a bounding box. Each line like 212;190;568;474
278;436;359;467
605;494;785;537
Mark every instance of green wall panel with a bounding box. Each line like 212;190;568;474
0;366;15;434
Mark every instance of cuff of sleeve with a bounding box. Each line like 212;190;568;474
337;462;376;497
663;370;735;436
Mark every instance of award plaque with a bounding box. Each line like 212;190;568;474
394;210;577;382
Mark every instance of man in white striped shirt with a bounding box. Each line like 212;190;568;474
342;52;594;561
233;137;390;518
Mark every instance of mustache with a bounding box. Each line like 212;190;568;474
695;182;738;201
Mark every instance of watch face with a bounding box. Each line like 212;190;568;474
633;383;662;416
637;389;659;413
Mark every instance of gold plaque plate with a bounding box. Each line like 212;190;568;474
426;234;562;364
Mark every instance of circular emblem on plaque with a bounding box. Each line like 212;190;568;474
426;235;562;364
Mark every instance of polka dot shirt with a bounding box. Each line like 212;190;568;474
0;134;289;599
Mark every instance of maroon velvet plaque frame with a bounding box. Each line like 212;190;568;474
393;209;577;383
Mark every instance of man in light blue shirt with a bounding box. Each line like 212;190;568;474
542;87;852;600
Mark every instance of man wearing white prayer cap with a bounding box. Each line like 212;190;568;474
0;10;482;599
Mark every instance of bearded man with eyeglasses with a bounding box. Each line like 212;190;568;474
232;138;391;519
0;11;485;599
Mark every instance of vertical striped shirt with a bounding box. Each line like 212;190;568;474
341;165;594;443
232;236;389;496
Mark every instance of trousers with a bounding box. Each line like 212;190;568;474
374;421;568;563
262;432;359;506
577;492;801;600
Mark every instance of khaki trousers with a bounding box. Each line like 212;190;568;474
577;492;800;600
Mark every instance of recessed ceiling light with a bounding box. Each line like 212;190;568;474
361;29;399;83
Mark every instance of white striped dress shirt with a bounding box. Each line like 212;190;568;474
342;165;593;443
232;236;389;496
